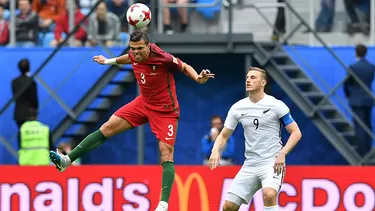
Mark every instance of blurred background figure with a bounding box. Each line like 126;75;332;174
202;115;235;165
14;0;39;47
0;0;9;9
18;108;53;166
344;44;375;156
315;0;335;32
105;0;128;31
163;0;189;34
32;0;64;32
344;0;370;35
50;0;87;47
272;0;285;41
0;4;9;46
86;1;121;47
12;58;38;128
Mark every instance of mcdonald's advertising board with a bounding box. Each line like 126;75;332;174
0;166;374;211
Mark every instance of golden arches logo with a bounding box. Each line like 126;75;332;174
175;172;209;211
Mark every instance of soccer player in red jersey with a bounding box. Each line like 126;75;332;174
49;31;214;211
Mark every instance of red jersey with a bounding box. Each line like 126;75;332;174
129;43;183;112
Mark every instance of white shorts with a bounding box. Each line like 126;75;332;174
227;162;285;205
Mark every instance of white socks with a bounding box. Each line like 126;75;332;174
264;205;278;211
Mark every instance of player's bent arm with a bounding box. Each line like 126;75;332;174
280;121;302;155
104;54;131;65
180;62;199;82
211;127;235;153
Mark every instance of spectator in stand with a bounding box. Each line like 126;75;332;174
86;1;120;47
50;0;87;47
105;0;127;31
315;0;335;32
0;0;8;9
272;0;285;41
163;0;189;34
201;115;235;165
344;0;370;36
32;0;65;32
0;4;9;45
15;0;39;47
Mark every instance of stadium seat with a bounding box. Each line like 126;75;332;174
38;32;44;46
80;8;90;16
4;9;20;20
42;32;54;47
42;33;66;47
4;9;9;20
195;0;221;19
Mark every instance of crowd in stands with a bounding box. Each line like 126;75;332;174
0;0;373;47
0;0;143;47
0;0;197;47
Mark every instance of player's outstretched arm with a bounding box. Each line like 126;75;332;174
93;54;131;65
208;127;234;170
180;62;215;84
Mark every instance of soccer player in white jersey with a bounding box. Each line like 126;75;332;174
208;67;302;211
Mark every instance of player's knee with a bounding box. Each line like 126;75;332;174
99;122;114;137
159;142;174;162
263;188;277;204
160;147;173;162
222;201;238;211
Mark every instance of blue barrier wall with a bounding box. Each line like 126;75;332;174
0;48;350;165
0;47;125;164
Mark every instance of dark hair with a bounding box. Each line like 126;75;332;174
26;108;38;120
130;31;149;45
74;0;80;8
0;4;5;10
18;58;30;74
356;44;367;58
247;66;268;82
211;115;223;123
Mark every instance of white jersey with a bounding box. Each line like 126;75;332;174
224;94;292;166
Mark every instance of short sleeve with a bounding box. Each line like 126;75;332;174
224;105;239;130
275;100;295;126
275;100;290;119
164;53;183;71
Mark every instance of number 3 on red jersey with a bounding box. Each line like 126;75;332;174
140;73;146;84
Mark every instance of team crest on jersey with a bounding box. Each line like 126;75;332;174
149;65;157;75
